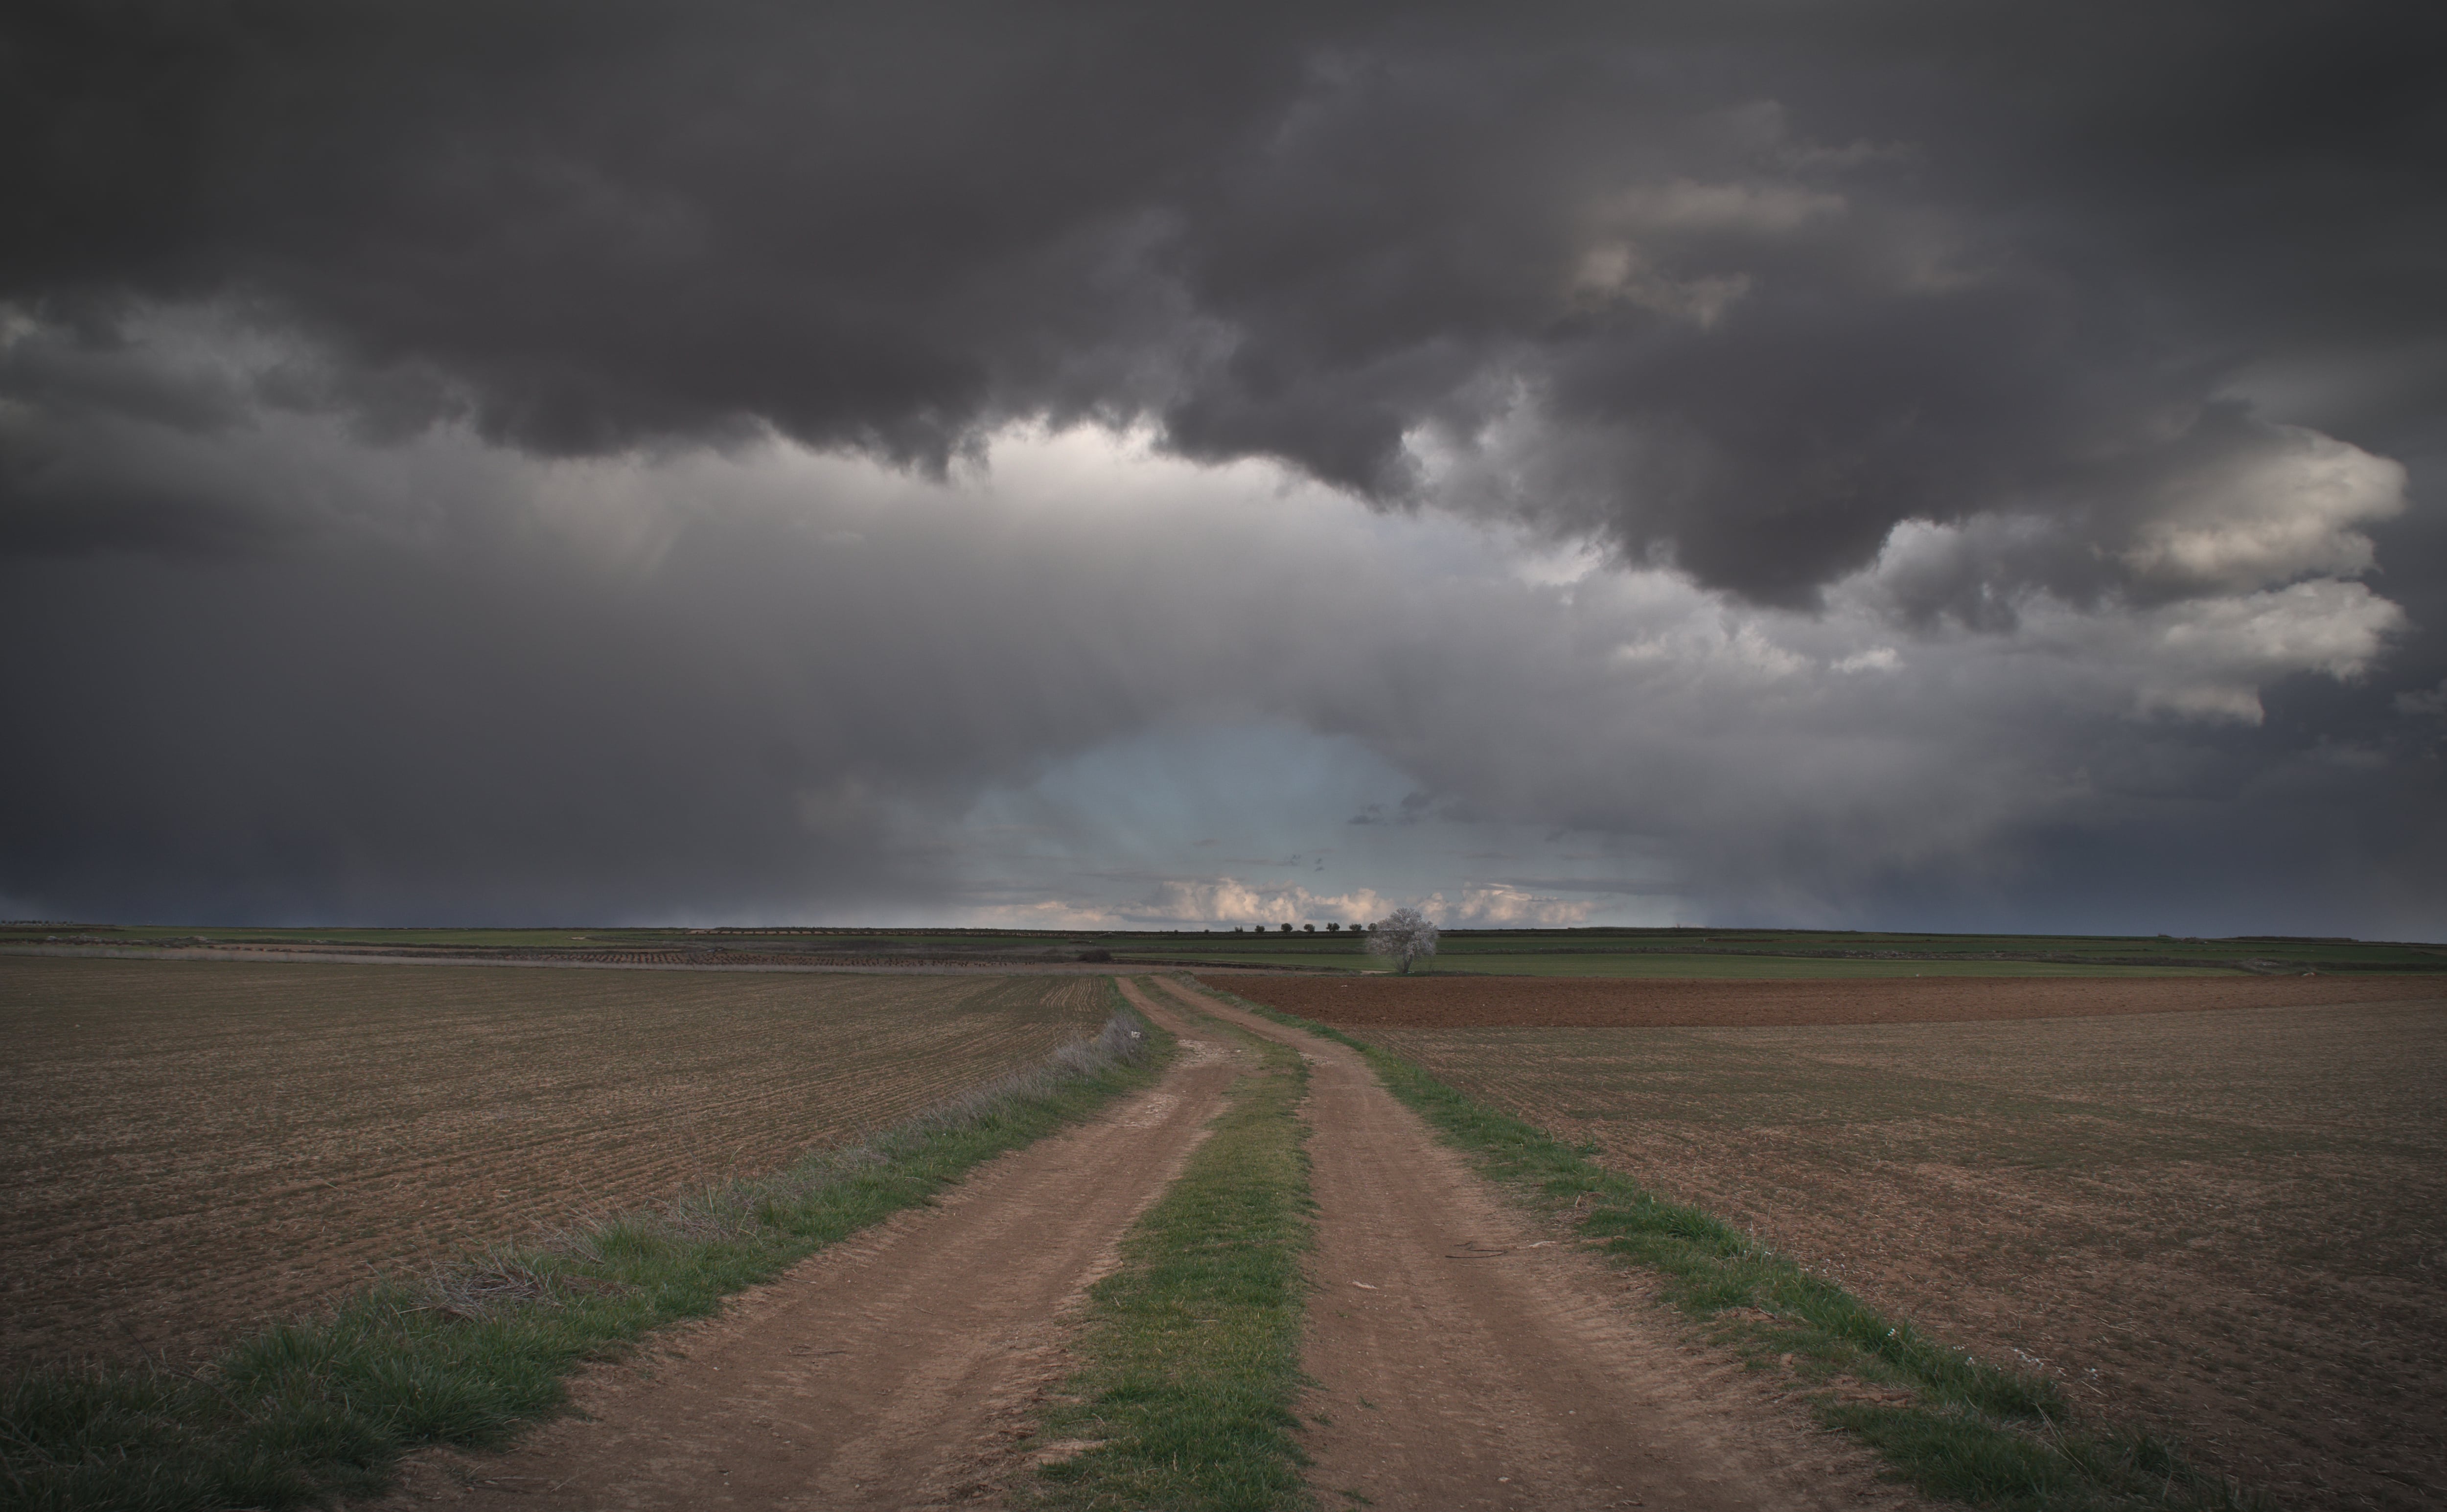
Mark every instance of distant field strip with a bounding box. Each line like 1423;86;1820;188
1353;1001;2447;1512
1131;950;2249;977
0;958;1107;1371
1237;971;2444;1027
1390;952;2240;978
58;944;1096;971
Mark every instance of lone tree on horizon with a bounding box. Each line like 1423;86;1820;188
1366;907;1438;974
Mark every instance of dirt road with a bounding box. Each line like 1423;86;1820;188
1150;977;1922;1512
379;1000;1239;1510
386;979;1917;1510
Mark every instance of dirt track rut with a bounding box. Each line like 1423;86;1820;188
379;997;1236;1510
388;979;1922;1510
1152;977;1924;1512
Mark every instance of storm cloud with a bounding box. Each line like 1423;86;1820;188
3;2;2442;931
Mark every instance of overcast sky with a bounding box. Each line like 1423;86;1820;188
5;2;2443;936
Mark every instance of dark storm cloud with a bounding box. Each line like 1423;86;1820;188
0;419;2433;931
0;449;1151;923
5;1;2440;604
0;315;308;554
4;2;2442;934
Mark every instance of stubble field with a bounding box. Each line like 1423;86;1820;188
1228;973;2447;1512
0;957;1109;1372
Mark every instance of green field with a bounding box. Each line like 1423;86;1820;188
1098;927;2444;977
0;924;1085;953
1271;951;2235;978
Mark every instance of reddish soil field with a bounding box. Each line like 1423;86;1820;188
1229;975;2447;1512
0;957;1108;1372
1232;969;2445;1028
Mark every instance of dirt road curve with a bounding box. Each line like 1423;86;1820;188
379;1004;1239;1511
389;980;1919;1510
1152;978;1924;1512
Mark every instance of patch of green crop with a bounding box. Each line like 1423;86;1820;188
1021;1008;1316;1512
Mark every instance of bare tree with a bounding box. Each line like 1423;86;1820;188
1365;907;1439;974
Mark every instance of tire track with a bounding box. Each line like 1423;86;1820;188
1154;977;1929;1512
379;988;1236;1511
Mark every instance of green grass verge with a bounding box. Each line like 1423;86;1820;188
1199;984;2263;1512
2;1000;1168;1512
1021;1009;1316;1512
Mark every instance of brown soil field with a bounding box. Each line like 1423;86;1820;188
1283;994;2447;1512
0;957;1108;1373
378;984;1248;1512
1234;969;2446;1028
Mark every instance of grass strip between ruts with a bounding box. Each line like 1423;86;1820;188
1;993;1169;1512
1199;983;2265;1512
1021;1008;1316;1512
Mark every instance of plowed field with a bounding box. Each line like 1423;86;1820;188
0;957;1108;1371
1316;994;2447;1512
1230;970;2444;1027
